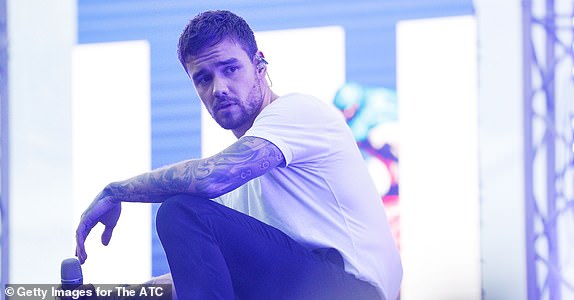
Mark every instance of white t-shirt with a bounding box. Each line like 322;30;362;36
214;93;402;300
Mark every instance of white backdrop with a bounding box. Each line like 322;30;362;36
397;16;481;300
72;41;152;283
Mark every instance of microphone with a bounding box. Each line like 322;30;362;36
61;257;83;290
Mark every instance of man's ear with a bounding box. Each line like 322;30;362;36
254;51;268;76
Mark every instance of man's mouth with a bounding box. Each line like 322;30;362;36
214;101;236;112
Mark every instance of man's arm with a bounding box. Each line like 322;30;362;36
105;135;285;202
76;136;285;263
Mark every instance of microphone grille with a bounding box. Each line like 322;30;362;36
61;257;83;283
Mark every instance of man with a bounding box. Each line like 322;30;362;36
75;10;402;300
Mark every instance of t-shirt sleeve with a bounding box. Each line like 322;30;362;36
244;94;347;167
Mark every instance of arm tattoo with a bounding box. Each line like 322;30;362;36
108;136;285;202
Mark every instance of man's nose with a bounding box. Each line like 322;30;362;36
212;77;229;98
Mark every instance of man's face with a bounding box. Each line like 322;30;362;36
186;38;263;133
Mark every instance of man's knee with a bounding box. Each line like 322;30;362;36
156;194;208;238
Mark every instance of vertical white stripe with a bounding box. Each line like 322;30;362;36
473;1;528;299
72;41;151;283
7;0;77;283
397;16;481;300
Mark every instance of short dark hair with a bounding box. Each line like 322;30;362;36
177;10;258;71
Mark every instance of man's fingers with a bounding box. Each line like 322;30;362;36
100;198;120;246
75;220;94;264
75;231;87;264
74;196;120;263
101;224;115;246
75;238;87;264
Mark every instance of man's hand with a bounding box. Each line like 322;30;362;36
75;188;122;264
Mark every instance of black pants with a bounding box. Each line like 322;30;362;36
156;194;380;300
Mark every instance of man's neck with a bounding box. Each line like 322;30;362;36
232;88;279;138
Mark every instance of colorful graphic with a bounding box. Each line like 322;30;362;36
333;83;400;249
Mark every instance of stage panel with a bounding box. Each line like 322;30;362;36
397;15;481;300
72;40;152;283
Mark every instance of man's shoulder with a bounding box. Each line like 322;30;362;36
275;93;323;104
270;93;338;114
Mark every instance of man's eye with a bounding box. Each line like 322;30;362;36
196;75;212;85
225;66;239;74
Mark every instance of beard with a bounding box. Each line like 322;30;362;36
212;81;264;130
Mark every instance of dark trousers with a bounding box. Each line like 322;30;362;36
156;194;380;300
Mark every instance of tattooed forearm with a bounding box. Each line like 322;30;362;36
193;136;284;196
107;136;284;202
